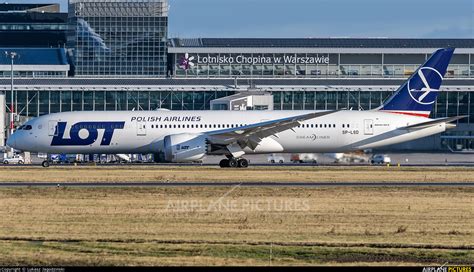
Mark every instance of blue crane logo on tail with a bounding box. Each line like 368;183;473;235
407;67;443;105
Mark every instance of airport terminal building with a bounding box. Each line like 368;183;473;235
0;1;473;152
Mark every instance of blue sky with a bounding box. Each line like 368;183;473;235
9;0;474;38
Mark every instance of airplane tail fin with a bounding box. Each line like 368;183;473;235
378;48;455;118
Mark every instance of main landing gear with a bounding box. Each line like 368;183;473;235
219;157;249;168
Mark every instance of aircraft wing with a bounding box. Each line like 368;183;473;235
206;110;337;149
402;116;467;130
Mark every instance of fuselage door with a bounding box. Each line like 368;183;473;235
364;119;374;135
48;120;58;136
137;121;147;136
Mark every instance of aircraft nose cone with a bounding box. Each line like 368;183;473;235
6;133;16;149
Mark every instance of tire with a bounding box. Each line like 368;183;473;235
42;160;50;168
3;161;8;164
228;159;238;168
238;159;249;168
270;160;275;164
279;160;284;164
219;159;229;168
18;160;24;164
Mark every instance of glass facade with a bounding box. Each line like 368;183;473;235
10;90;235;117
0;12;68;48
172;53;473;79
0;71;67;78
68;0;168;77
9;89;472;125
272;90;472;123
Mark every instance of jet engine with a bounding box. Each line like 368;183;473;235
163;133;207;162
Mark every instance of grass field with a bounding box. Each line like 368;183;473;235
0;177;472;266
0;165;473;183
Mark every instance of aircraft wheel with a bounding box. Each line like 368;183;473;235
219;159;229;168
42;160;50;168
228;158;238;168
238;158;249;168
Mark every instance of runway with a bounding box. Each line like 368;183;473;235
0;181;472;187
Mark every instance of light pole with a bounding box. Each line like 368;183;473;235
5;51;17;153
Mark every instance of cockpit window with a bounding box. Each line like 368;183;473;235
17;125;24;130
24;125;32;130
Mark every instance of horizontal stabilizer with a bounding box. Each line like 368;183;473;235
402;116;467;130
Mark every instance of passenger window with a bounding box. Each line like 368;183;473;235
342;124;345;128
324;124;327;128
347;124;350;128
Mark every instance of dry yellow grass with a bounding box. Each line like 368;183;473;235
0;165;473;182
0;186;472;265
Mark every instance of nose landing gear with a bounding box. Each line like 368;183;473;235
41;160;50;168
219;157;249;168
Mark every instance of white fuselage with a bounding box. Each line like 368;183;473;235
9;110;448;156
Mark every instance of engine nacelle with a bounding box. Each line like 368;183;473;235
163;133;207;162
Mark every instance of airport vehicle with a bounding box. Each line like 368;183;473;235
37;153;48;159
290;153;317;163
50;154;79;164
327;152;369;163
116;154;131;163
268;154;285;164
370;154;391;165
3;154;24;164
7;48;464;168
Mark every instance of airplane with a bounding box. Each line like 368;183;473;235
7;48;464;168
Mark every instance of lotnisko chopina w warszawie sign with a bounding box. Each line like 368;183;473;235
194;54;330;65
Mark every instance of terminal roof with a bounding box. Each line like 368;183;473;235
169;38;474;48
